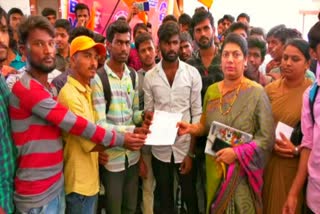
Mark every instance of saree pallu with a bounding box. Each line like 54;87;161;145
208;142;264;214
203;79;274;214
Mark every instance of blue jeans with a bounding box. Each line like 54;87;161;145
66;192;98;214
20;189;65;214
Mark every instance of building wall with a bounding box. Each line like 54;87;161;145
1;0;31;15
1;0;61;17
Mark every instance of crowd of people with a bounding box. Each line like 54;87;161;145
0;2;319;214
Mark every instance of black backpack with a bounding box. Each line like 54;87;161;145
290;82;319;146
96;66;136;114
309;82;319;124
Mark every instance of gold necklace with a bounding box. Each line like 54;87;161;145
219;80;243;115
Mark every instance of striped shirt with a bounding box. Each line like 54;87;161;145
0;73;16;214
91;62;142;172
9;73;124;212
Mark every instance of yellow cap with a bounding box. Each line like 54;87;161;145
70;35;106;57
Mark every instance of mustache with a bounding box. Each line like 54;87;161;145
167;51;177;55
88;66;97;70
43;56;55;61
200;36;209;41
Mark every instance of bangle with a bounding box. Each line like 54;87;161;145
187;151;196;159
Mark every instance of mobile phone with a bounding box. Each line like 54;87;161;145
212;138;231;152
134;1;150;11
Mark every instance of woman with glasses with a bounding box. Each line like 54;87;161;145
178;33;274;214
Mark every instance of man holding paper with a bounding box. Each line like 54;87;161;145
143;21;202;214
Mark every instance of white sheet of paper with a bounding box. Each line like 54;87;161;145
276;122;294;140
145;110;183;146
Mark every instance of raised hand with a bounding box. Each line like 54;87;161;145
176;121;192;136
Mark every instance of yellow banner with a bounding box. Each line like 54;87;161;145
198;0;214;9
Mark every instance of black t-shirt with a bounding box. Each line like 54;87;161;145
187;51;224;103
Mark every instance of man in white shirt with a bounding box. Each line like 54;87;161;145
143;21;202;214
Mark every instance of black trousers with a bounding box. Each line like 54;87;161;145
152;155;199;214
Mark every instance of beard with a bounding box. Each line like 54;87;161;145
196;36;214;49
28;56;56;74
161;50;179;62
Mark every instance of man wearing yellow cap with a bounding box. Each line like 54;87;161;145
10;16;147;214
57;35;107;214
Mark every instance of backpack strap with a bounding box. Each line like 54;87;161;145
96;66;112;114
96;66;136;115
128;66;136;89
309;82;319;124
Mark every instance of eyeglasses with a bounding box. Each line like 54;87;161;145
221;51;243;60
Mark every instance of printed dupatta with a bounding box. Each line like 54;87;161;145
210;142;264;214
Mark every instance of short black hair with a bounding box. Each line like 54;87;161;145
158;21;180;43
221;33;248;57
249;27;266;40
194;6;207;14
308;20;320;50
178;13;192;25
222;14;235;23
54;19;71;34
75;3;90;16
237;13;250;23
8;8;23;18
162;15;178;24
247;36;267;61
117;16;126;21
218;18;224;25
191;10;214;31
69;26;94;43
266;24;285;39
135;32;153;51
267;25;302;44
228;22;249;37
19;15;55;45
94;33;105;43
133;23;148;38
146;22;152;28
41;7;57;17
180;31;192;44
106;19;131;43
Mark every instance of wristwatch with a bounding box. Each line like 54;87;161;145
293;146;300;157
187;151;196;159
